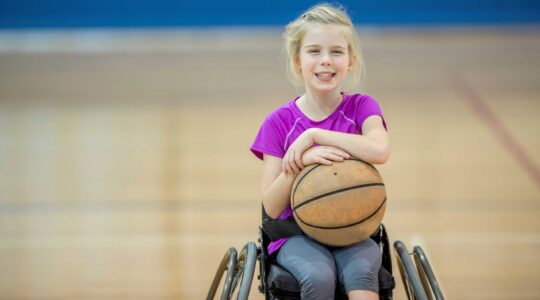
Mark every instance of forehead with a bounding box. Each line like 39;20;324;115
302;24;350;47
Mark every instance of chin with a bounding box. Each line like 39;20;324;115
307;78;345;93
308;83;341;94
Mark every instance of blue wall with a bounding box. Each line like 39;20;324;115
1;0;540;28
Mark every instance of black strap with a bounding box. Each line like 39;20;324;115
262;217;305;242
262;207;304;242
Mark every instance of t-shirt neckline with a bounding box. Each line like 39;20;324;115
291;92;349;125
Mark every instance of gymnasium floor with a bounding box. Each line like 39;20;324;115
0;26;539;299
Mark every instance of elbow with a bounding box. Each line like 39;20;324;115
262;202;281;219
372;144;390;164
261;193;283;219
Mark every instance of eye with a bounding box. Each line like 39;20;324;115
332;50;344;54
308;49;320;53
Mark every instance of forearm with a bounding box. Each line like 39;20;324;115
310;128;390;164
262;171;296;219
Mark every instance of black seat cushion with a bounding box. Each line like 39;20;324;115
267;263;300;294
378;267;396;296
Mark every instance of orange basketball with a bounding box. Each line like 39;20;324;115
290;158;386;246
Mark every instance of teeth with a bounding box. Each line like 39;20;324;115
317;73;334;79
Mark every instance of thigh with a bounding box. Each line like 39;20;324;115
276;235;337;285
333;238;382;293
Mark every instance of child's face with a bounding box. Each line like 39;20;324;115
297;24;353;94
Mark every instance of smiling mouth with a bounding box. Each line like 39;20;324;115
315;72;336;80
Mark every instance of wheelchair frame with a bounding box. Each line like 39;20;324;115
206;242;258;300
394;241;445;300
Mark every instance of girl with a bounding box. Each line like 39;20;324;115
251;3;389;300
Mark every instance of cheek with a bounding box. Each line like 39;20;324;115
337;58;352;73
299;58;316;73
300;55;315;66
337;56;350;66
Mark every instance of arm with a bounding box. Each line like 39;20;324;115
312;115;390;164
282;115;390;174
260;154;296;219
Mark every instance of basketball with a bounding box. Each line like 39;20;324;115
290;158;387;246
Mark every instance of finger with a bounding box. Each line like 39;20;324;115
288;150;299;174
332;149;350;159
334;148;350;157
301;155;308;167
317;157;333;165
282;154;290;175
326;154;345;161
286;159;293;175
290;159;299;174
295;151;304;169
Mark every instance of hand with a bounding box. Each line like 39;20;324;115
301;146;351;166
282;129;316;176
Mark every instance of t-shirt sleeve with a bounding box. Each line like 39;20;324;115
250;114;286;160
356;95;387;133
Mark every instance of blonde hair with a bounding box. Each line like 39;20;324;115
283;3;365;91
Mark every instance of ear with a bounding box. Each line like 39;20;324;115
348;54;356;71
293;56;303;77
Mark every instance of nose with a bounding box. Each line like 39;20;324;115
320;51;331;65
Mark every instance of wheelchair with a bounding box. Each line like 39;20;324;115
207;210;444;300
394;240;445;300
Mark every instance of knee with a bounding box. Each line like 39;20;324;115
342;263;380;293
300;265;336;299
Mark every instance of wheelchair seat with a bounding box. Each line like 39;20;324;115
266;263;301;298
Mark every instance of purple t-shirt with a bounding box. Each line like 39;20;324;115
250;93;387;254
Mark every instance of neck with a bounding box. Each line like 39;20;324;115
298;89;343;121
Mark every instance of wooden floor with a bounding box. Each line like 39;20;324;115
0;26;539;299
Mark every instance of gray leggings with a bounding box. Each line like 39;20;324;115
276;235;381;300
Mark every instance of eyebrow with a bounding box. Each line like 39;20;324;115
303;44;347;49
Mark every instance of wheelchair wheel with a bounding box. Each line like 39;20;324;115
394;241;428;300
228;242;258;300
207;242;258;300
206;247;238;300
413;246;445;300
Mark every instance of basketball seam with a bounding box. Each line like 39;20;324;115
291;164;320;209
290;158;380;209
296;197;387;230
349;157;379;173
292;182;385;212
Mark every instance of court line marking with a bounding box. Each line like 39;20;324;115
449;70;540;188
